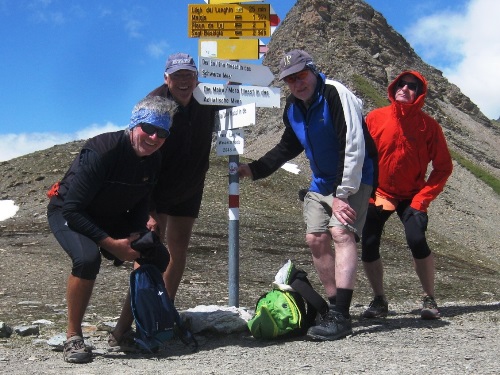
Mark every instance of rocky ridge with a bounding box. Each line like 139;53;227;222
246;0;500;181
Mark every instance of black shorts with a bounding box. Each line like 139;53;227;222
154;188;204;218
47;205;102;280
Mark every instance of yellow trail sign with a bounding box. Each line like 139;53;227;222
188;4;270;38
199;38;264;60
205;0;264;3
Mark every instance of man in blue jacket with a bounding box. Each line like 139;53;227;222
239;50;377;341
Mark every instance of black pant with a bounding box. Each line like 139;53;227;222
361;200;431;262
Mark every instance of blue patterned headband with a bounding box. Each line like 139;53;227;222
129;108;171;131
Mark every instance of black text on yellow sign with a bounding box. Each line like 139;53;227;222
188;4;270;38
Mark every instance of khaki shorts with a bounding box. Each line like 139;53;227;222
303;184;372;238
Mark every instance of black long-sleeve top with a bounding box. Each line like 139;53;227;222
48;131;162;243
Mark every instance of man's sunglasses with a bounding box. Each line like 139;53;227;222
169;71;197;80
283;69;309;84
397;80;418;91
139;123;170;139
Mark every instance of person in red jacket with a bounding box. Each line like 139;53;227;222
361;70;453;320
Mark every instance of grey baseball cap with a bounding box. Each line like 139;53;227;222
165;53;197;74
279;49;314;80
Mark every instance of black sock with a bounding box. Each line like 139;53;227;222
335;288;353;319
328;296;337;306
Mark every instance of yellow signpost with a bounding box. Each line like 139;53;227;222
188;2;279;307
188;4;270;38
199;38;267;60
205;0;264;3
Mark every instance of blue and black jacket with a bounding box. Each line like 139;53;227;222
249;73;377;198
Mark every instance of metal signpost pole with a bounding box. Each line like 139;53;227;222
228;153;240;307
190;1;280;307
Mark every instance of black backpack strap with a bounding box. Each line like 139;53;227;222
290;278;329;315
173;309;198;352
288;267;329;328
163;291;198;352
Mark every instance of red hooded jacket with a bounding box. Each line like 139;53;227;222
365;70;453;212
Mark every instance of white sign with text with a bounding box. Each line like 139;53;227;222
194;83;280;108
216;129;245;156
215;103;255;131
199;57;274;86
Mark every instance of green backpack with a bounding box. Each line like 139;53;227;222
247;260;328;339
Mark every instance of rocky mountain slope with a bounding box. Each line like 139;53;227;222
246;0;500;182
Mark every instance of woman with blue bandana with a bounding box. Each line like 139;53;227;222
46;96;177;363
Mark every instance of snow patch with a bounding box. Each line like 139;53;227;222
0;200;19;221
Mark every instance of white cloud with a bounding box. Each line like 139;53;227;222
122;8;146;38
406;0;500;119
0;122;123;162
124;18;142;38
74;122;124;141
27;0;66;25
147;40;169;58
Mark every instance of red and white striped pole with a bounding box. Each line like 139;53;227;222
228;158;240;307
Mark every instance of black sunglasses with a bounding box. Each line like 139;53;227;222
139;123;169;138
397;80;418;91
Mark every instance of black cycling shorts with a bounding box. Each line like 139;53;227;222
154;188;203;218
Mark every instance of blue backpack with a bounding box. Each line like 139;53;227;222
130;264;198;353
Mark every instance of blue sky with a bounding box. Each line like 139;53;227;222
1;0;498;162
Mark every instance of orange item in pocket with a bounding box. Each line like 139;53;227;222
374;191;399;211
46;181;60;199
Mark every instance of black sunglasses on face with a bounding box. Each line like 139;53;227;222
139;123;169;138
169;71;197;80
397;80;418;91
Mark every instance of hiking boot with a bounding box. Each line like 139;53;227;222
63;335;92;363
421;295;440;320
362;295;389;319
306;306;352;341
108;329;140;352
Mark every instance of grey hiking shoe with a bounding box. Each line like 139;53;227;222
362;295;389;318
421;295;440;320
306;306;352;341
108;329;140;352
63;335;92;363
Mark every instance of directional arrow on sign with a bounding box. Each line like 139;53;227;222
193;83;280;108
198;57;274;86
215;103;256;131
199;39;265;60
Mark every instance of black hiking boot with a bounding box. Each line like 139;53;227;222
306;305;352;341
362;295;389;318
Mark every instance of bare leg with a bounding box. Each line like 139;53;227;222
163;215;195;300
362;258;385;297
150;212;168;242
306;232;336;298
414;254;435;297
306;227;357;338
112;290;134;339
330;227;358;290
66;274;94;338
113;262;139;339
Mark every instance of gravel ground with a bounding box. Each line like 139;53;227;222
0;141;499;374
1;299;499;374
